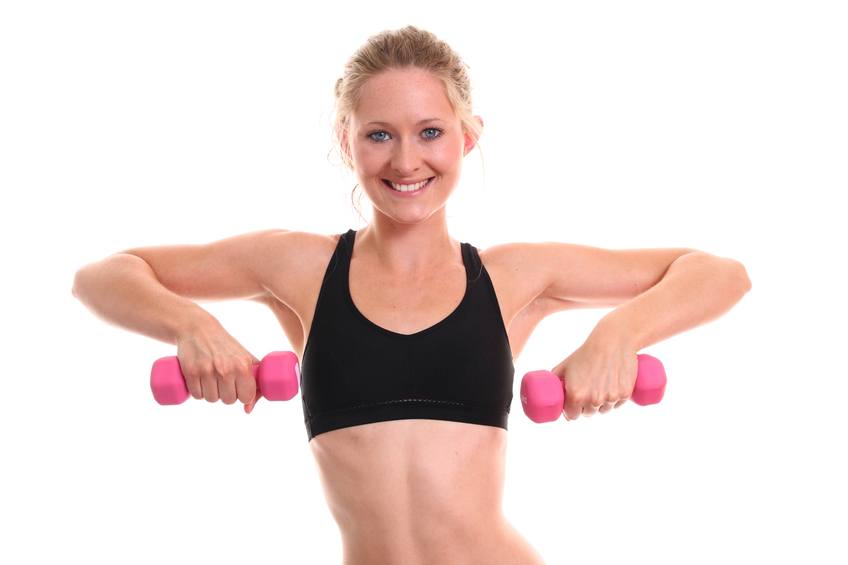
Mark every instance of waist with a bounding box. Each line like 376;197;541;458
342;517;544;565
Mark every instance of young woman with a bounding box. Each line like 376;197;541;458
73;25;751;565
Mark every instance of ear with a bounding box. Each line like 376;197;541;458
337;123;353;166
463;115;484;156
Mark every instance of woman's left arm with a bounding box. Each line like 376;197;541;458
551;252;751;421
591;251;752;352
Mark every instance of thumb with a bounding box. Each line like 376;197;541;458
245;388;263;414
245;358;263;414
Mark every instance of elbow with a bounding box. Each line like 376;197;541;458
72;268;89;299
72;262;102;299
732;261;752;292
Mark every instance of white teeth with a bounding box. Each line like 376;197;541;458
389;178;431;192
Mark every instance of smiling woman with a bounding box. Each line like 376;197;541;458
331;29;484;225
70;22;751;565
297;26;550;564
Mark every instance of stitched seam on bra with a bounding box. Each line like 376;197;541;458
307;397;505;417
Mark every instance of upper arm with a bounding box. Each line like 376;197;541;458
113;229;292;303
528;241;701;307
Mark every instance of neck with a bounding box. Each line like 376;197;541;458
357;212;458;276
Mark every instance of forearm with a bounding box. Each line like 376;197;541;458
592;252;752;351
72;254;218;345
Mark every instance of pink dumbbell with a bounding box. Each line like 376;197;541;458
520;353;667;423
150;351;300;405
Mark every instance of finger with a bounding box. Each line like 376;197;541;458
186;374;203;400
562;402;579;421
562;401;582;421
235;366;256;405
201;371;219;402
598;402;613;414
613;399;626;409
218;369;238;405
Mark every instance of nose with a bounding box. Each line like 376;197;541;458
390;138;423;176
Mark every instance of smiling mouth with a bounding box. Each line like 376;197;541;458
382;177;435;192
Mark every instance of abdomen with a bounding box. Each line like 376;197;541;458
309;419;516;563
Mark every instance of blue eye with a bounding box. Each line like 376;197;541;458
368;131;390;142
367;127;444;143
422;127;443;139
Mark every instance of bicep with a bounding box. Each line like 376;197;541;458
117;229;288;302
533;242;699;307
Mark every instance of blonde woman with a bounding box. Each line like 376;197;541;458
72;25;751;565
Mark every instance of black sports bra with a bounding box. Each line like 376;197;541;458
299;229;515;442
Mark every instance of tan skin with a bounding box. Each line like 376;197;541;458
105;64;726;565
258;231;564;565
251;68;564;564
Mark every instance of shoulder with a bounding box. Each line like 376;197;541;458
476;241;554;318
261;229;340;264
253;229;342;310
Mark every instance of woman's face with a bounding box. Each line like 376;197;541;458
345;67;479;224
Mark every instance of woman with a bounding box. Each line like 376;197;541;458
73;25;751;565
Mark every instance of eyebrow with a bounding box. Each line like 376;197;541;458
364;118;446;127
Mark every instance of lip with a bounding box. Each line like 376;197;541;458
382;176;435;196
383;177;434;185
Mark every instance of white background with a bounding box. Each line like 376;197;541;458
2;1;846;563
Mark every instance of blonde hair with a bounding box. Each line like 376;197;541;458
330;25;484;219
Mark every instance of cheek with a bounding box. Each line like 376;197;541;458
444;135;467;160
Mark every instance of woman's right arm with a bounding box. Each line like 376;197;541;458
71;229;290;408
72;253;218;345
71;228;285;344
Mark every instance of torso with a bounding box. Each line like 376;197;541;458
259;231;565;565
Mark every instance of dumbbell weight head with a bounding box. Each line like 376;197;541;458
258;351;299;401
150;351;300;405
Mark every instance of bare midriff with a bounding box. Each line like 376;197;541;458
309;418;546;565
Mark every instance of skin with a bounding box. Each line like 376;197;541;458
339;66;483;277
294;67;546;564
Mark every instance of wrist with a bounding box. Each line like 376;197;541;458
589;314;639;352
173;304;219;343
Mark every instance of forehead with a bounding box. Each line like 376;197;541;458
354;68;455;126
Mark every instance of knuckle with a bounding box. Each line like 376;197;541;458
197;359;214;375
213;358;235;376
217;370;235;386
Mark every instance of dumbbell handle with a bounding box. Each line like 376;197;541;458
520;353;667;423
150;351;300;405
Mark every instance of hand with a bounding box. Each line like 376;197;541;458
549;332;638;421
175;320;264;414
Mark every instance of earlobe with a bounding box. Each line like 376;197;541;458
463;134;477;156
464;115;484;155
464;129;482;156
